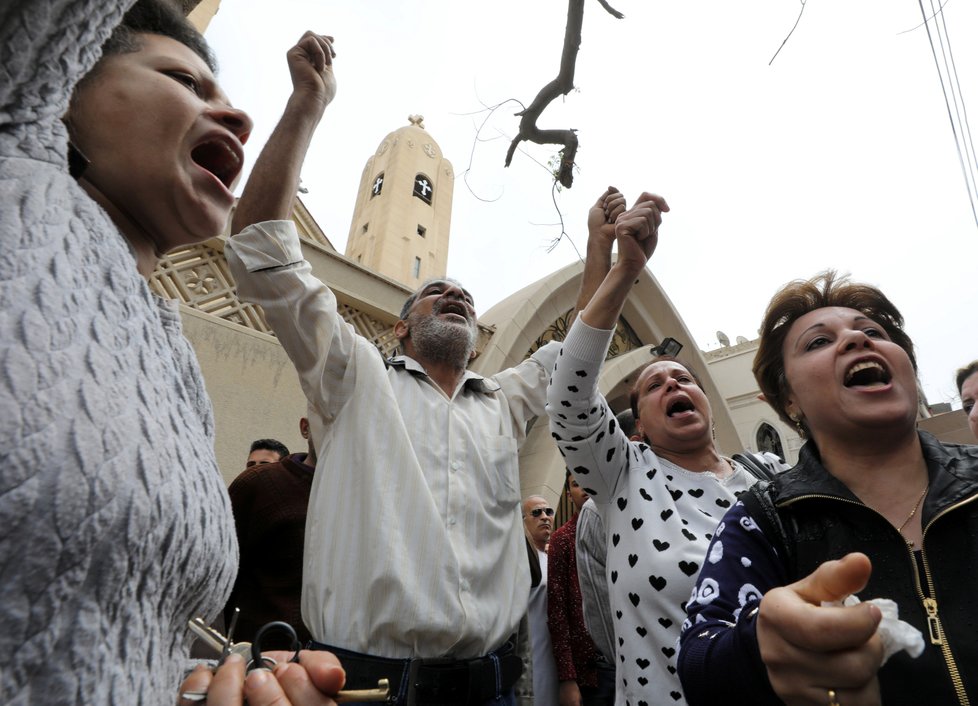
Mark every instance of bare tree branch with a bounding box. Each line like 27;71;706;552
595;0;625;20
505;0;624;188
769;0;807;65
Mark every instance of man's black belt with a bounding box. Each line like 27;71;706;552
308;640;522;705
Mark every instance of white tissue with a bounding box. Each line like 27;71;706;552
822;595;925;664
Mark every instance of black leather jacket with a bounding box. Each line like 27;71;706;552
747;431;978;705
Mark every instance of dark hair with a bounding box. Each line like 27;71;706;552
85;0;216;85
628;355;705;422
957;360;978;396
753;270;917;436
249;438;290;459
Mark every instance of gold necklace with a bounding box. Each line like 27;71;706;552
895;484;929;548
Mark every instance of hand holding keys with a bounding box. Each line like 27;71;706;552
182;612;390;703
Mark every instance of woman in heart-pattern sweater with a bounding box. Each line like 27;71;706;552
546;191;785;705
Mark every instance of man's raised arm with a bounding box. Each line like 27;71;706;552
231;32;336;232
224;32;350;421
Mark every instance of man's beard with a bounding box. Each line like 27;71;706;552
408;311;477;369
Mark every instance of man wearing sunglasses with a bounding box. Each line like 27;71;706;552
523;496;559;706
523;497;556;553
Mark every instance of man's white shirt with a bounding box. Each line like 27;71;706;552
226;221;559;659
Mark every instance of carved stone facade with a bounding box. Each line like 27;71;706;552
149;193;405;371
337;303;400;358
151;241;411;360
151;239;272;334
530;307;642;360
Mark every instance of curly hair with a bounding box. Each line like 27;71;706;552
753;270;917;437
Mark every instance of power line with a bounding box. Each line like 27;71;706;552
917;0;978;228
937;2;978;209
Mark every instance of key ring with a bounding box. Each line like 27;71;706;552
182;616;391;703
248;621;302;671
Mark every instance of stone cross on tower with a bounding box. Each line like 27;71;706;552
408;114;425;128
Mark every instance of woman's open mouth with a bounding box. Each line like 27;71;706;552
191;135;243;191
667;398;696;417
844;360;892;389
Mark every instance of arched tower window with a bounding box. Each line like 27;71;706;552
371;173;384;198
756;423;785;460
413;173;433;204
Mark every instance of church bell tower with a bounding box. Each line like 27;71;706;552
345;115;454;287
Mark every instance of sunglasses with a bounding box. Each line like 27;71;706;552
527;507;555;518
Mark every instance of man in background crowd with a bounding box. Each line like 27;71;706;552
574;410;636;676
548;476;614;706
244;438;289;470
225;419;316;647
523;496;559;706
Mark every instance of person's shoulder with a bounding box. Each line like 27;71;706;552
550;519;576;547
921;430;978;461
281;453;316;474
228;461;287;490
720;495;755;522
577;498;603;527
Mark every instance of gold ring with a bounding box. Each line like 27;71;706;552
827;689;841;706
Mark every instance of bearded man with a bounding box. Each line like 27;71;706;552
227;224;559;702
227;237;558;705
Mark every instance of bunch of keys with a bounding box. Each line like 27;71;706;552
182;610;390;703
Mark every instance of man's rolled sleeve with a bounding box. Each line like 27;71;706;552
225;220;304;273
225;220;358;422
495;340;562;435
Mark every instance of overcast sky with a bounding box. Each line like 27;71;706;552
206;0;978;407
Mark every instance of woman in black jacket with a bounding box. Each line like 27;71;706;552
678;271;978;706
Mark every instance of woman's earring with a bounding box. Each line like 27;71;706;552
789;414;804;435
711;420;716;440
68;141;90;179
